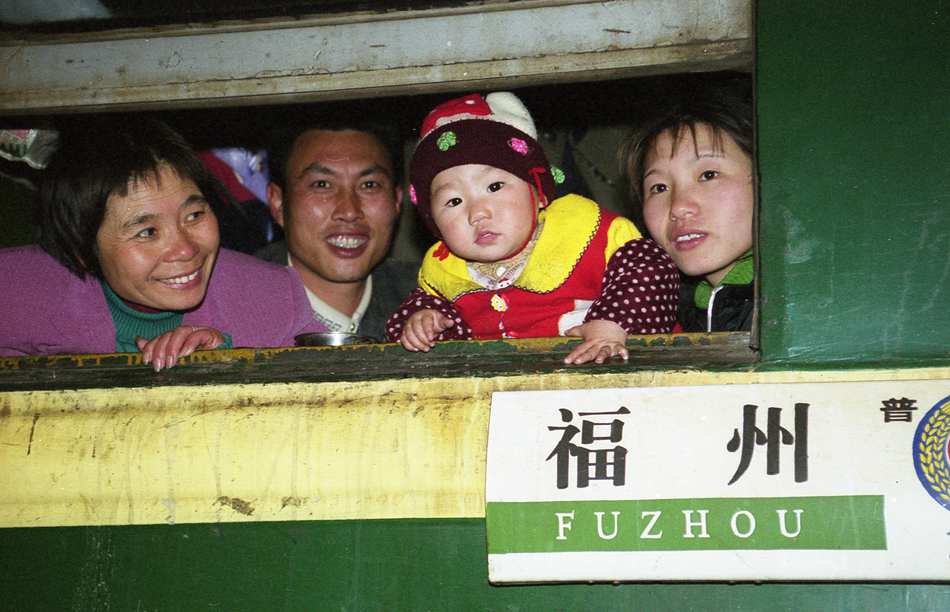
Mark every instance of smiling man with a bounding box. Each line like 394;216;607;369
257;120;418;341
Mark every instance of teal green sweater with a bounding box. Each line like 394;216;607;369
101;282;232;352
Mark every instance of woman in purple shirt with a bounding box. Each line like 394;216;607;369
0;118;322;370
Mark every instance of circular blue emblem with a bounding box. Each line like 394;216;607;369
913;394;950;511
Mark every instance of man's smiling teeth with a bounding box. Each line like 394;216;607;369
676;233;704;242
163;270;198;285
327;235;367;249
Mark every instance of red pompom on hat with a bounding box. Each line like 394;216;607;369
409;92;561;238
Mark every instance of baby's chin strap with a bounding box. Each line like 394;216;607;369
528;166;549;210
504;166;548;259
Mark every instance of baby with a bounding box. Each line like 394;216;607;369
386;92;679;364
621;91;754;332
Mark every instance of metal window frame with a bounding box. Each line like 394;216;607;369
0;0;752;114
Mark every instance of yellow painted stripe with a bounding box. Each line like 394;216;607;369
1;366;948;528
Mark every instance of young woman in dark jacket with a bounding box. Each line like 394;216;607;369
621;89;754;332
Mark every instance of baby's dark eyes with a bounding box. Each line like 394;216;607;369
700;170;719;181
488;181;504;193
445;197;463;208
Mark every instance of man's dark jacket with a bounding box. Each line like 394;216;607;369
255;240;419;342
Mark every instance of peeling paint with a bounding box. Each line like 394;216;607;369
280;496;307;509
162;498;176;525
158;51;183;69
26;413;38;455
217;496;255;515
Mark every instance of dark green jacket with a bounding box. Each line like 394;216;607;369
678;280;754;333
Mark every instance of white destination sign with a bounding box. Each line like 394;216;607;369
486;380;950;582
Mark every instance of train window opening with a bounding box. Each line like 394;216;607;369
0;1;756;388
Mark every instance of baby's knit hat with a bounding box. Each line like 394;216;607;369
409;92;562;236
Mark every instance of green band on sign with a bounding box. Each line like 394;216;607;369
486;496;886;553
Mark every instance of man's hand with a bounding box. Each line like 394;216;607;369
400;309;455;352
136;325;226;372
563;319;628;365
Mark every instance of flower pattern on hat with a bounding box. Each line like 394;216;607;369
508;137;529;155
436;131;457;151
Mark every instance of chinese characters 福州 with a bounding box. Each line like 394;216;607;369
546;406;630;489
726;403;809;485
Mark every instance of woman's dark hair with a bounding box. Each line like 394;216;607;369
619;88;753;231
36;117;226;279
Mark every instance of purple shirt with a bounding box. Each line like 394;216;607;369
0;245;325;356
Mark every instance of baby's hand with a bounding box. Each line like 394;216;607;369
400;309;455;352
136;325;226;372
563;320;628;365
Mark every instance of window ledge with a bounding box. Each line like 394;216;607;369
0;333;755;392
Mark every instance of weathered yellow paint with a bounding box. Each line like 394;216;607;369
2;366;948;529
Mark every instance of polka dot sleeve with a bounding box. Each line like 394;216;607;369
585;238;680;334
385;287;474;343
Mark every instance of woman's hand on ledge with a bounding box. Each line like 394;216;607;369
136;325;226;372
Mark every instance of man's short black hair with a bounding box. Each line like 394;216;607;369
36;116;228;279
266;113;404;192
